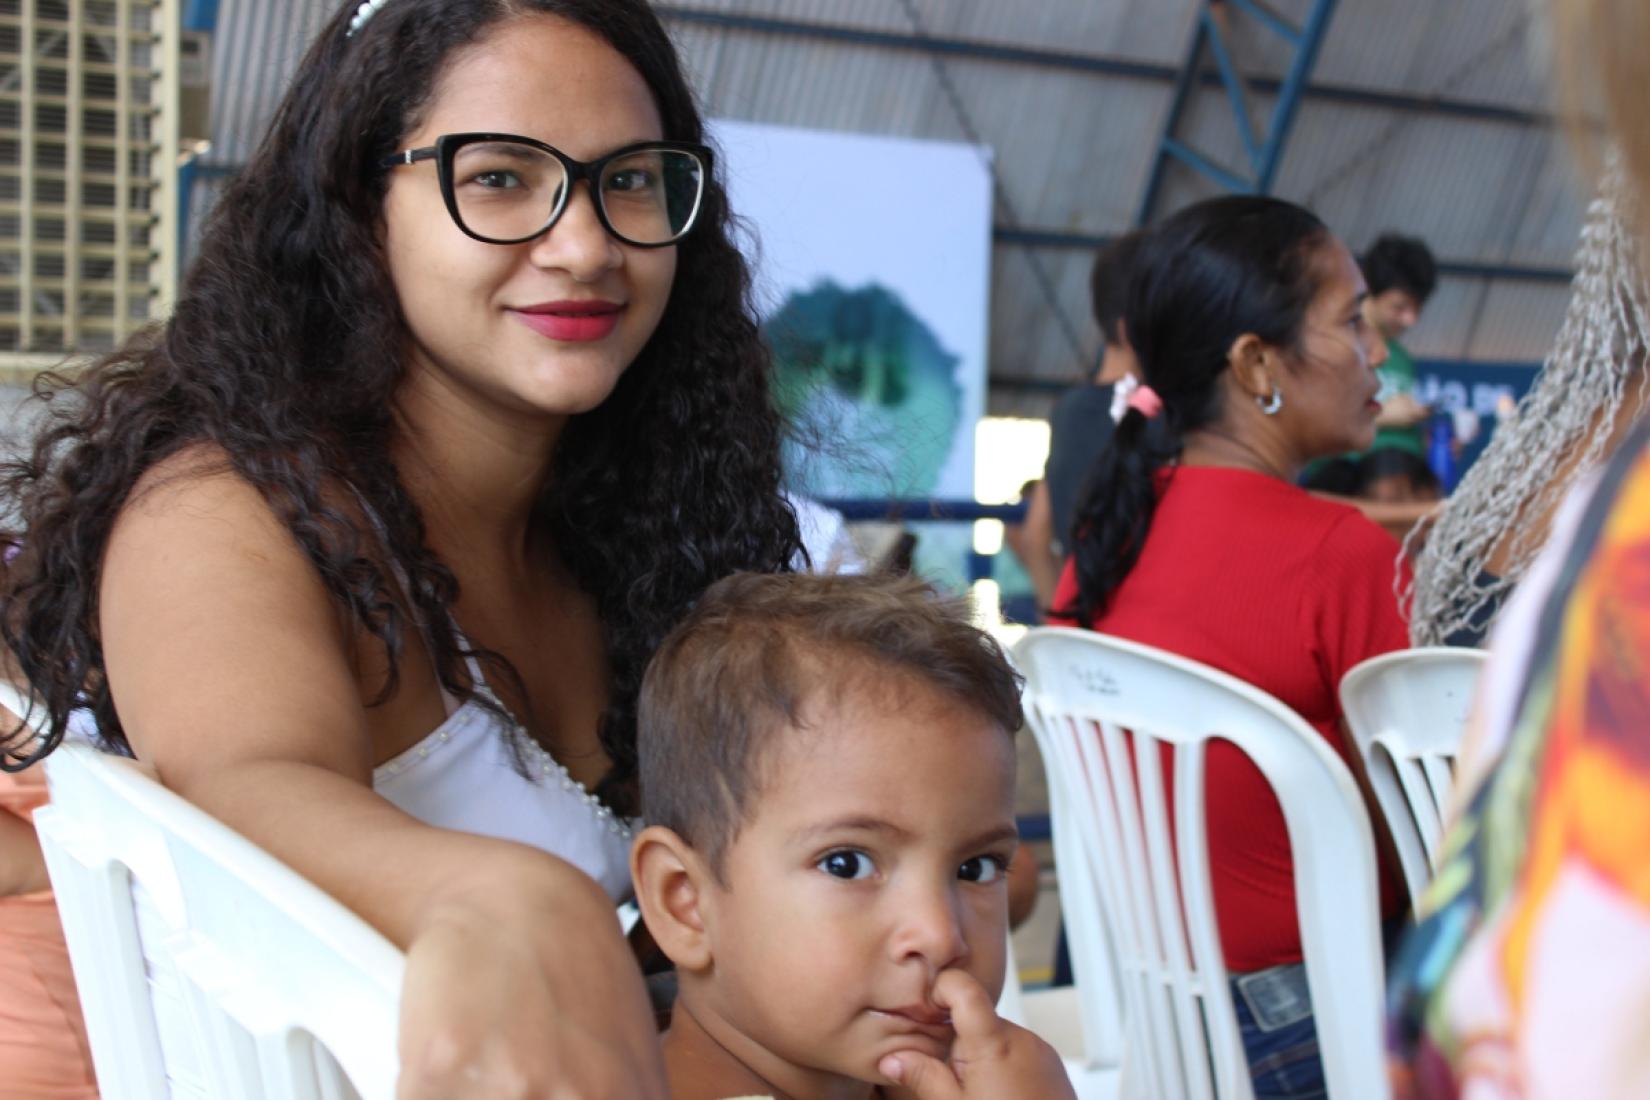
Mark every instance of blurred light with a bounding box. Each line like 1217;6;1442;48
975;417;1051;504
993;621;1029;648
970;578;1003;631
974;518;1005;555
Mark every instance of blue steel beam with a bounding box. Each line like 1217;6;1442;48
1135;0;1340;224
1162;138;1253;194
1133;15;1208;226
1254;0;1338;193
1201;7;1264;170
821;499;1027;523
651;8;1549;128
1224;0;1301;44
177;0;220;261
183;0;218;31
991;225;1574;284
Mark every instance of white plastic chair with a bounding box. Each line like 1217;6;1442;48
1339;646;1488;903
1021;846;1129;1100
998;637;1127;1100
997;938;1122;1100
1033;727;1130;1070
1014;627;1390;1100
34;740;403;1099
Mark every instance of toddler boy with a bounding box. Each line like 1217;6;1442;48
631;572;1074;1100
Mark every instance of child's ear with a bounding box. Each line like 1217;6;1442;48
631;824;715;972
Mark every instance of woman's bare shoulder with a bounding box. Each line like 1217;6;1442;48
117;442;364;559
124;442;281;523
101;442;370;770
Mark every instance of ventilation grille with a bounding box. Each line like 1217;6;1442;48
0;0;174;363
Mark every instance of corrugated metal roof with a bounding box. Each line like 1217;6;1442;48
192;0;1589;413
208;1;330;163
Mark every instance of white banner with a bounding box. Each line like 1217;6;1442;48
712;119;993;502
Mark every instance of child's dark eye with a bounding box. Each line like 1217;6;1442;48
817;850;875;880
957;855;1006;884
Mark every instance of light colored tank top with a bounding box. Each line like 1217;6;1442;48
372;658;635;903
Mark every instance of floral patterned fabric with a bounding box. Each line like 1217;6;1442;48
1388;420;1650;1100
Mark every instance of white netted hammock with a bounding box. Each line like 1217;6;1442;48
1407;158;1650;646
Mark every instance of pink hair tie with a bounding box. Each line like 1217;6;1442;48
1126;384;1163;419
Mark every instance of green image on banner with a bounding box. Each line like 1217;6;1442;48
766;280;963;500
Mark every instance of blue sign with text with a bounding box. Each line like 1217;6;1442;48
1414;359;1541;473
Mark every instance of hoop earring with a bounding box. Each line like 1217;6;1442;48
1257;386;1283;416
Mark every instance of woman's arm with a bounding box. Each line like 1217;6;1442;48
1002;481;1062;613
0;697;51;898
0;810;48;896
1373;392;1429;430
98;460;665;1098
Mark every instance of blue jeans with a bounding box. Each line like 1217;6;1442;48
1230;962;1325;1100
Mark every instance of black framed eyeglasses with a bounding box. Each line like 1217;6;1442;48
379;133;712;248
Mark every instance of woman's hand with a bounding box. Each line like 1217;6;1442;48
880;970;1075;1100
397;860;667;1099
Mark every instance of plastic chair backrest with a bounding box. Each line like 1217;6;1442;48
1014;628;1390;1100
998;639;1126;1068
1041;708;1128;1070
34;741;404;1100
1338;646;1487;902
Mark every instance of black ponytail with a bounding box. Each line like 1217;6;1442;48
1061;403;1181;625
1057;195;1330;623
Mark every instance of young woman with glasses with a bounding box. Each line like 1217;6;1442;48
0;1;799;1095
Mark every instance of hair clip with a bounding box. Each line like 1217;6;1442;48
1126;383;1164;419
347;0;391;38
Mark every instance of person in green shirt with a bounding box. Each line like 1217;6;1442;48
1360;233;1439;455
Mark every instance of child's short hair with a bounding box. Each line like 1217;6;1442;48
638;571;1024;874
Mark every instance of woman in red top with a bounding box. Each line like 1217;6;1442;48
1052;195;1408;1100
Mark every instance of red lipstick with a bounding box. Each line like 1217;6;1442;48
510;299;623;342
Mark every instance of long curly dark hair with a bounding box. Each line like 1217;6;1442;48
0;0;802;815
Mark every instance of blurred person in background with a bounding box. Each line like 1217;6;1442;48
1361;233;1439;456
1356;448;1442;507
1055;194;1408;1100
1013;232;1147;611
1386;0;1650;1095
1299;454;1362;496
